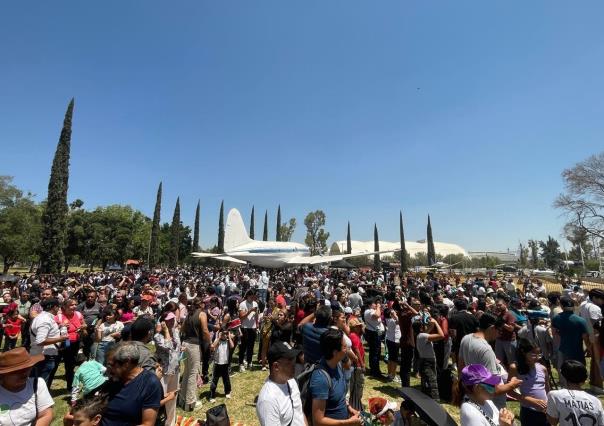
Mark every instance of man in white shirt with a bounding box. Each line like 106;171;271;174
547;360;604;426
364;297;385;377
257;271;269;304
30;298;68;387
238;290;259;371
579;289;604;391
256;341;305;426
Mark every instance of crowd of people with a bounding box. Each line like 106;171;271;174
0;267;604;426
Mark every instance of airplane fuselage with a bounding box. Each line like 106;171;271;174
227;240;310;268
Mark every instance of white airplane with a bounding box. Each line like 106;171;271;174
192;208;397;268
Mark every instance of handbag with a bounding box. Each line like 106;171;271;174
205;403;230;426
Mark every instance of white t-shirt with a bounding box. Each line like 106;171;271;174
386;318;401;343
363;308;384;333
0;378;54;426
239;300;258;329
30;311;60;356
546;389;604;426
579;300;602;336
256;378;305;426
460;400;499;426
100;321;125;342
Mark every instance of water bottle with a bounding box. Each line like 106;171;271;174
61;325;70;348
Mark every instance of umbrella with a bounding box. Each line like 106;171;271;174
399;387;458;426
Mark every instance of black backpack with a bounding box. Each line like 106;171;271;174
296;363;332;425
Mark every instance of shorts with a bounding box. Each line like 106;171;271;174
386;339;400;363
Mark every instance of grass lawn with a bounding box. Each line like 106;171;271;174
50;360;469;426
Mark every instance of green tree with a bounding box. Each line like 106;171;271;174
276;205;282;241
249;206;255;239
279;218;296;242
304;210;329;255
564;224;592;262
263;210;268;241
528;240;540;268
149;182;162;267
170;197;181;267
218;200;225;253
399;211;408;272
518;243;529;268
65;201;89;270
330;242;341;255
193;200;200;252
87;205;140;270
540;236;562;269
426;215;435;266
373;224;381;271
40;99;74;273
555;152;604;239
346;222;352;254
0;177;42;274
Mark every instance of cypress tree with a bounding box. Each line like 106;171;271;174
262;210;268;241
192;200;200;252
346;222;352;254
427;215;436;266
399;211;408;272
373;223;381;271
276;205;282;241
170;197;181;267
249;206;255;239
149;182;162;267
218;200;225;253
40;98;74;274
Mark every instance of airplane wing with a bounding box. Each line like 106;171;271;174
214;255;248;265
191;252;221;258
285;249;400;266
191;252;247;265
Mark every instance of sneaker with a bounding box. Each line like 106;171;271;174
209;398;216;403
243;361;248;368
225;394;232;399
239;365;246;372
394;376;402;383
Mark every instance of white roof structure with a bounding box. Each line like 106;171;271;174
332;240;469;258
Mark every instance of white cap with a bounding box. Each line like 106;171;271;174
344;307;353;314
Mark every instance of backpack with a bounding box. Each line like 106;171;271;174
296;363;332;425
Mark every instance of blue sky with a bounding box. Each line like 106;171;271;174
2;1;604;252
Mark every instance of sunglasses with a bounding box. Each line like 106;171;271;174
479;383;495;393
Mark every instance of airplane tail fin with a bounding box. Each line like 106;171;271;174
224;208;253;251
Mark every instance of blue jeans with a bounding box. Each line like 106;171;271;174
33;355;58;388
365;329;382;376
257;289;267;304
95;341;115;365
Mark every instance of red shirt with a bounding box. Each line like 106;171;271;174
350;332;365;368
55;311;84;342
4;317;23;337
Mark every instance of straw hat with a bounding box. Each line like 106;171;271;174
0;348;44;374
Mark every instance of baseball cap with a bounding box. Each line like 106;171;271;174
368;397;398;417
461;364;501;386
267;341;302;365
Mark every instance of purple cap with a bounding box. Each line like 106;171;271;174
461;364;501;386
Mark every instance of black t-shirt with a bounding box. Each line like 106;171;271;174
449;311;479;353
101;369;163;426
